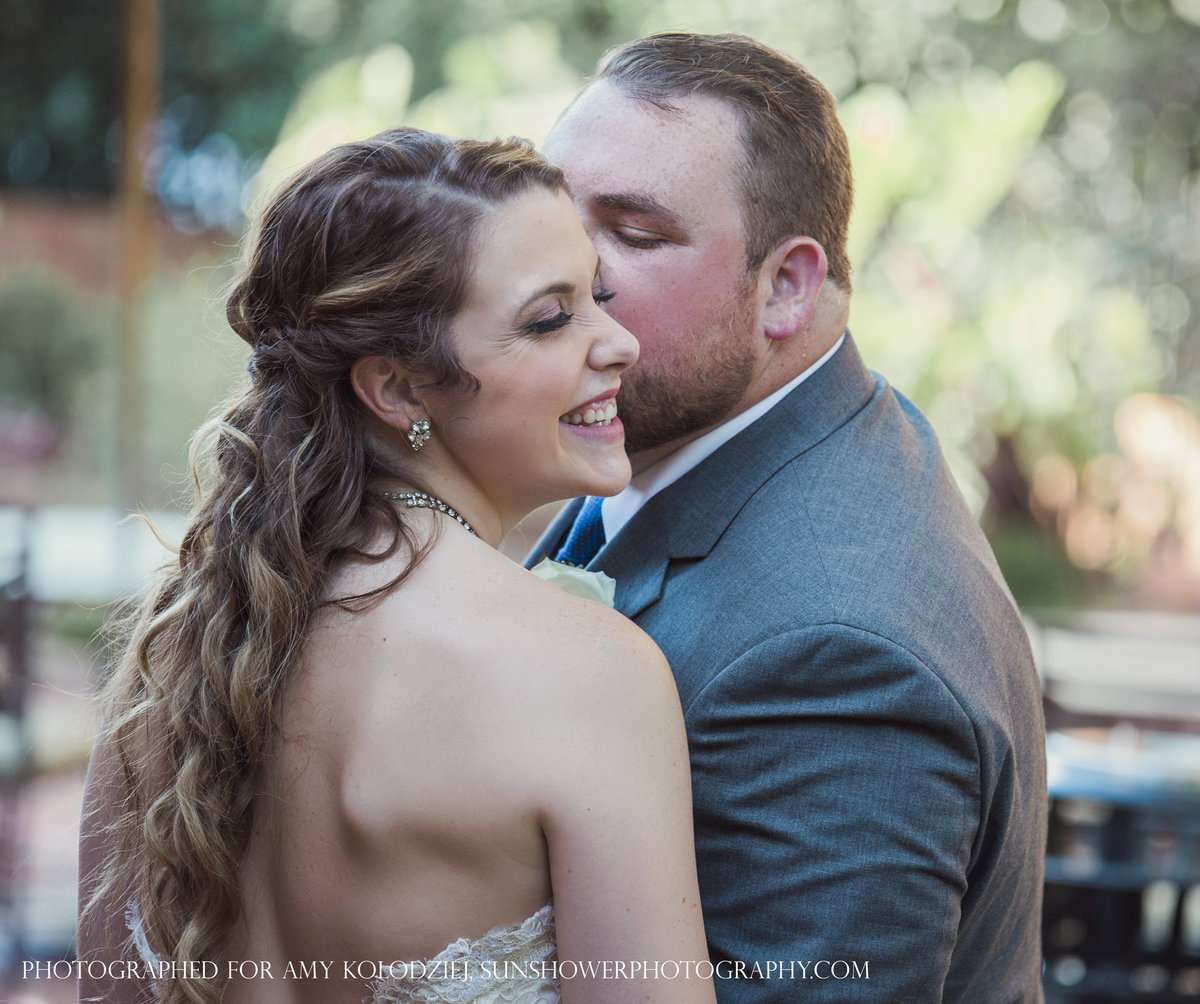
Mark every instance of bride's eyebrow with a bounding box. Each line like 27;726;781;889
517;281;576;314
516;259;603;312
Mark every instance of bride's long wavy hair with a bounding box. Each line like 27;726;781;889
82;128;564;1004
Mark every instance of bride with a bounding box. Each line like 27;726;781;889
77;128;715;1004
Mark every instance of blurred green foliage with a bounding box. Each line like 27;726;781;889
988;519;1098;608
0;268;110;422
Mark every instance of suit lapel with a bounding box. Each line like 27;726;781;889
524;495;669;616
593;506;673;618
595;334;879;619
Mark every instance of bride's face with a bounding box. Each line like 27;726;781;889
425;187;639;524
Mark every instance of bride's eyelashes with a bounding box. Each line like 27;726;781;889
525;289;616;335
527;310;574;335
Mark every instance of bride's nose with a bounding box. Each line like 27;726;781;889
589;312;639;371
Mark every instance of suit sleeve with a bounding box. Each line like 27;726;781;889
684;624;980;1003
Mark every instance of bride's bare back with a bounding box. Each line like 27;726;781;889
228;519;710;1003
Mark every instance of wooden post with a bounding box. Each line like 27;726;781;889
117;0;160;510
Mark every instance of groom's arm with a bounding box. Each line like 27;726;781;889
684;624;979;1003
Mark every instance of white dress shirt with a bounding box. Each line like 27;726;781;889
601;333;846;542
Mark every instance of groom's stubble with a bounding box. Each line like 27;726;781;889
618;273;760;457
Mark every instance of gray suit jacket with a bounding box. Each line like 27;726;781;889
531;335;1046;1002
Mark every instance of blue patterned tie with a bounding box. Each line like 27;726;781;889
553;495;606;567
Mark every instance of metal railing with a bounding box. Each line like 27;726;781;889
0;511;33;973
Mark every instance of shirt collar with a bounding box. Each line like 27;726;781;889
601;332;846;541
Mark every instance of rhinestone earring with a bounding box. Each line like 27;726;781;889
407;419;431;453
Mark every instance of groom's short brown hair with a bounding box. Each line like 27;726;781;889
595;32;854;291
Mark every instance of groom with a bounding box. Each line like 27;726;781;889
533;33;1047;1002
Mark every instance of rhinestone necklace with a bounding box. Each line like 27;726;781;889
382;490;476;536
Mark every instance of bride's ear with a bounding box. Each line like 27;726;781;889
350;356;428;435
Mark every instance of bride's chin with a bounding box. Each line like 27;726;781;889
580;464;633;500
514;450;630;512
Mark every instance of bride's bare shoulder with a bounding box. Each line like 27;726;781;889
327;532;671;707
463;545;671;694
323;535;683;795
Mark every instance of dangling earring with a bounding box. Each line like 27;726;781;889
407;419;431;453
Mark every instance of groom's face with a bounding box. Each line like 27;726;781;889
544;82;763;459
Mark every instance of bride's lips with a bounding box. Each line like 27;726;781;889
560;391;623;439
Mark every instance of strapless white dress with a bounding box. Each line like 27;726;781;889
368;903;559;1003
127;902;560;1002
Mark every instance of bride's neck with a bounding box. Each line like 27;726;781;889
384;470;507;549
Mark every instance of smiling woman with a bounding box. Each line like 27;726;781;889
409;186;638;531
76;128;715;1004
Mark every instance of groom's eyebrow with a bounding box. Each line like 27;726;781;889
593;192;681;226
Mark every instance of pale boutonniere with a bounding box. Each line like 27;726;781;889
529;557;616;607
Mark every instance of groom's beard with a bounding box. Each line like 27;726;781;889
618;287;758;456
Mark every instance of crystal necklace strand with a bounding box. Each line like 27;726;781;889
381;490;476;536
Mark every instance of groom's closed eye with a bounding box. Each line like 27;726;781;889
591;192;684;249
612;230;668;250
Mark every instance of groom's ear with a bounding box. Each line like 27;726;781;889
350;355;429;434
759;236;828;342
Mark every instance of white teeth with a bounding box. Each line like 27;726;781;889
562;398;618;427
